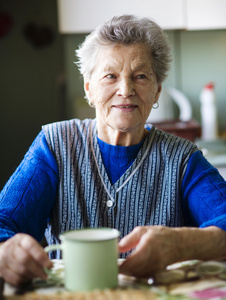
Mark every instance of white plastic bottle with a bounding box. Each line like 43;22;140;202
200;82;219;141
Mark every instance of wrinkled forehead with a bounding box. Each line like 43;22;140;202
92;43;153;74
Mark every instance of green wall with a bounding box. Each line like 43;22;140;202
179;30;226;126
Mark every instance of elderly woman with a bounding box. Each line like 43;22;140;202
0;15;226;285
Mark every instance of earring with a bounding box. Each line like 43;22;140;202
153;102;159;109
85;95;95;108
89;102;95;108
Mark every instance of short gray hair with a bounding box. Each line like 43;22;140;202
75;15;172;84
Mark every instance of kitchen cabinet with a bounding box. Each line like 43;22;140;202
57;0;226;33
186;0;226;30
57;0;186;33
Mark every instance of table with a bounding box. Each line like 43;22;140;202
2;260;226;300
196;138;226;180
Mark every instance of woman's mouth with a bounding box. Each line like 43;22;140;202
112;105;138;111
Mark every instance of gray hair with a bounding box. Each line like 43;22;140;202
75;15;172;84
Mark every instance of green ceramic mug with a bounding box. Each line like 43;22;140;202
44;228;120;291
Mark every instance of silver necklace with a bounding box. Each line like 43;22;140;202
90;120;156;204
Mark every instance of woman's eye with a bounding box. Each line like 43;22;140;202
106;74;116;79
136;74;147;79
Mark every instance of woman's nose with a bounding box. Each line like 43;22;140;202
116;78;135;98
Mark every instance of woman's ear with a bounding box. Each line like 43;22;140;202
154;84;162;103
84;79;95;107
84;79;90;101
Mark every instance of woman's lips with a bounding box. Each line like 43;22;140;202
112;105;138;111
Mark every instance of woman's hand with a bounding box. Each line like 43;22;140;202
0;233;53;286
118;225;226;278
118;226;179;278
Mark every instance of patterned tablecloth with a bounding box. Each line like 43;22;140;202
3;260;226;300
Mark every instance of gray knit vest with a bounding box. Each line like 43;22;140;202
43;118;198;258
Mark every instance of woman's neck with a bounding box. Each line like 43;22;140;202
96;123;148;146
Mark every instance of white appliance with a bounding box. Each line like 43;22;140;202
147;87;192;123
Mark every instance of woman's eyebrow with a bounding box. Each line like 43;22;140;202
133;62;151;72
103;65;115;71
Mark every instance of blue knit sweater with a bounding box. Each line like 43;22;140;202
0;129;226;243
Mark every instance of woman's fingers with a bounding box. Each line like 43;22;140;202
119;226;176;278
0;234;53;286
118;226;148;252
20;234;52;269
119;227;154;276
12;240;48;281
0;266;30;286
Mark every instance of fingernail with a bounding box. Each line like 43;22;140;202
118;239;125;246
43;259;53;268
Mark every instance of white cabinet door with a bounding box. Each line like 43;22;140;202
57;0;186;33
186;0;226;30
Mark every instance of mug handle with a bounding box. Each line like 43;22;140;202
45;244;63;253
44;244;63;284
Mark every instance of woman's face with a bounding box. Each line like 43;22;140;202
85;43;161;144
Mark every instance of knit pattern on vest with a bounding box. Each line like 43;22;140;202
43;118;198;258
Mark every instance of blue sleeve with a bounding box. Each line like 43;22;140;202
0;130;58;242
181;150;226;231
